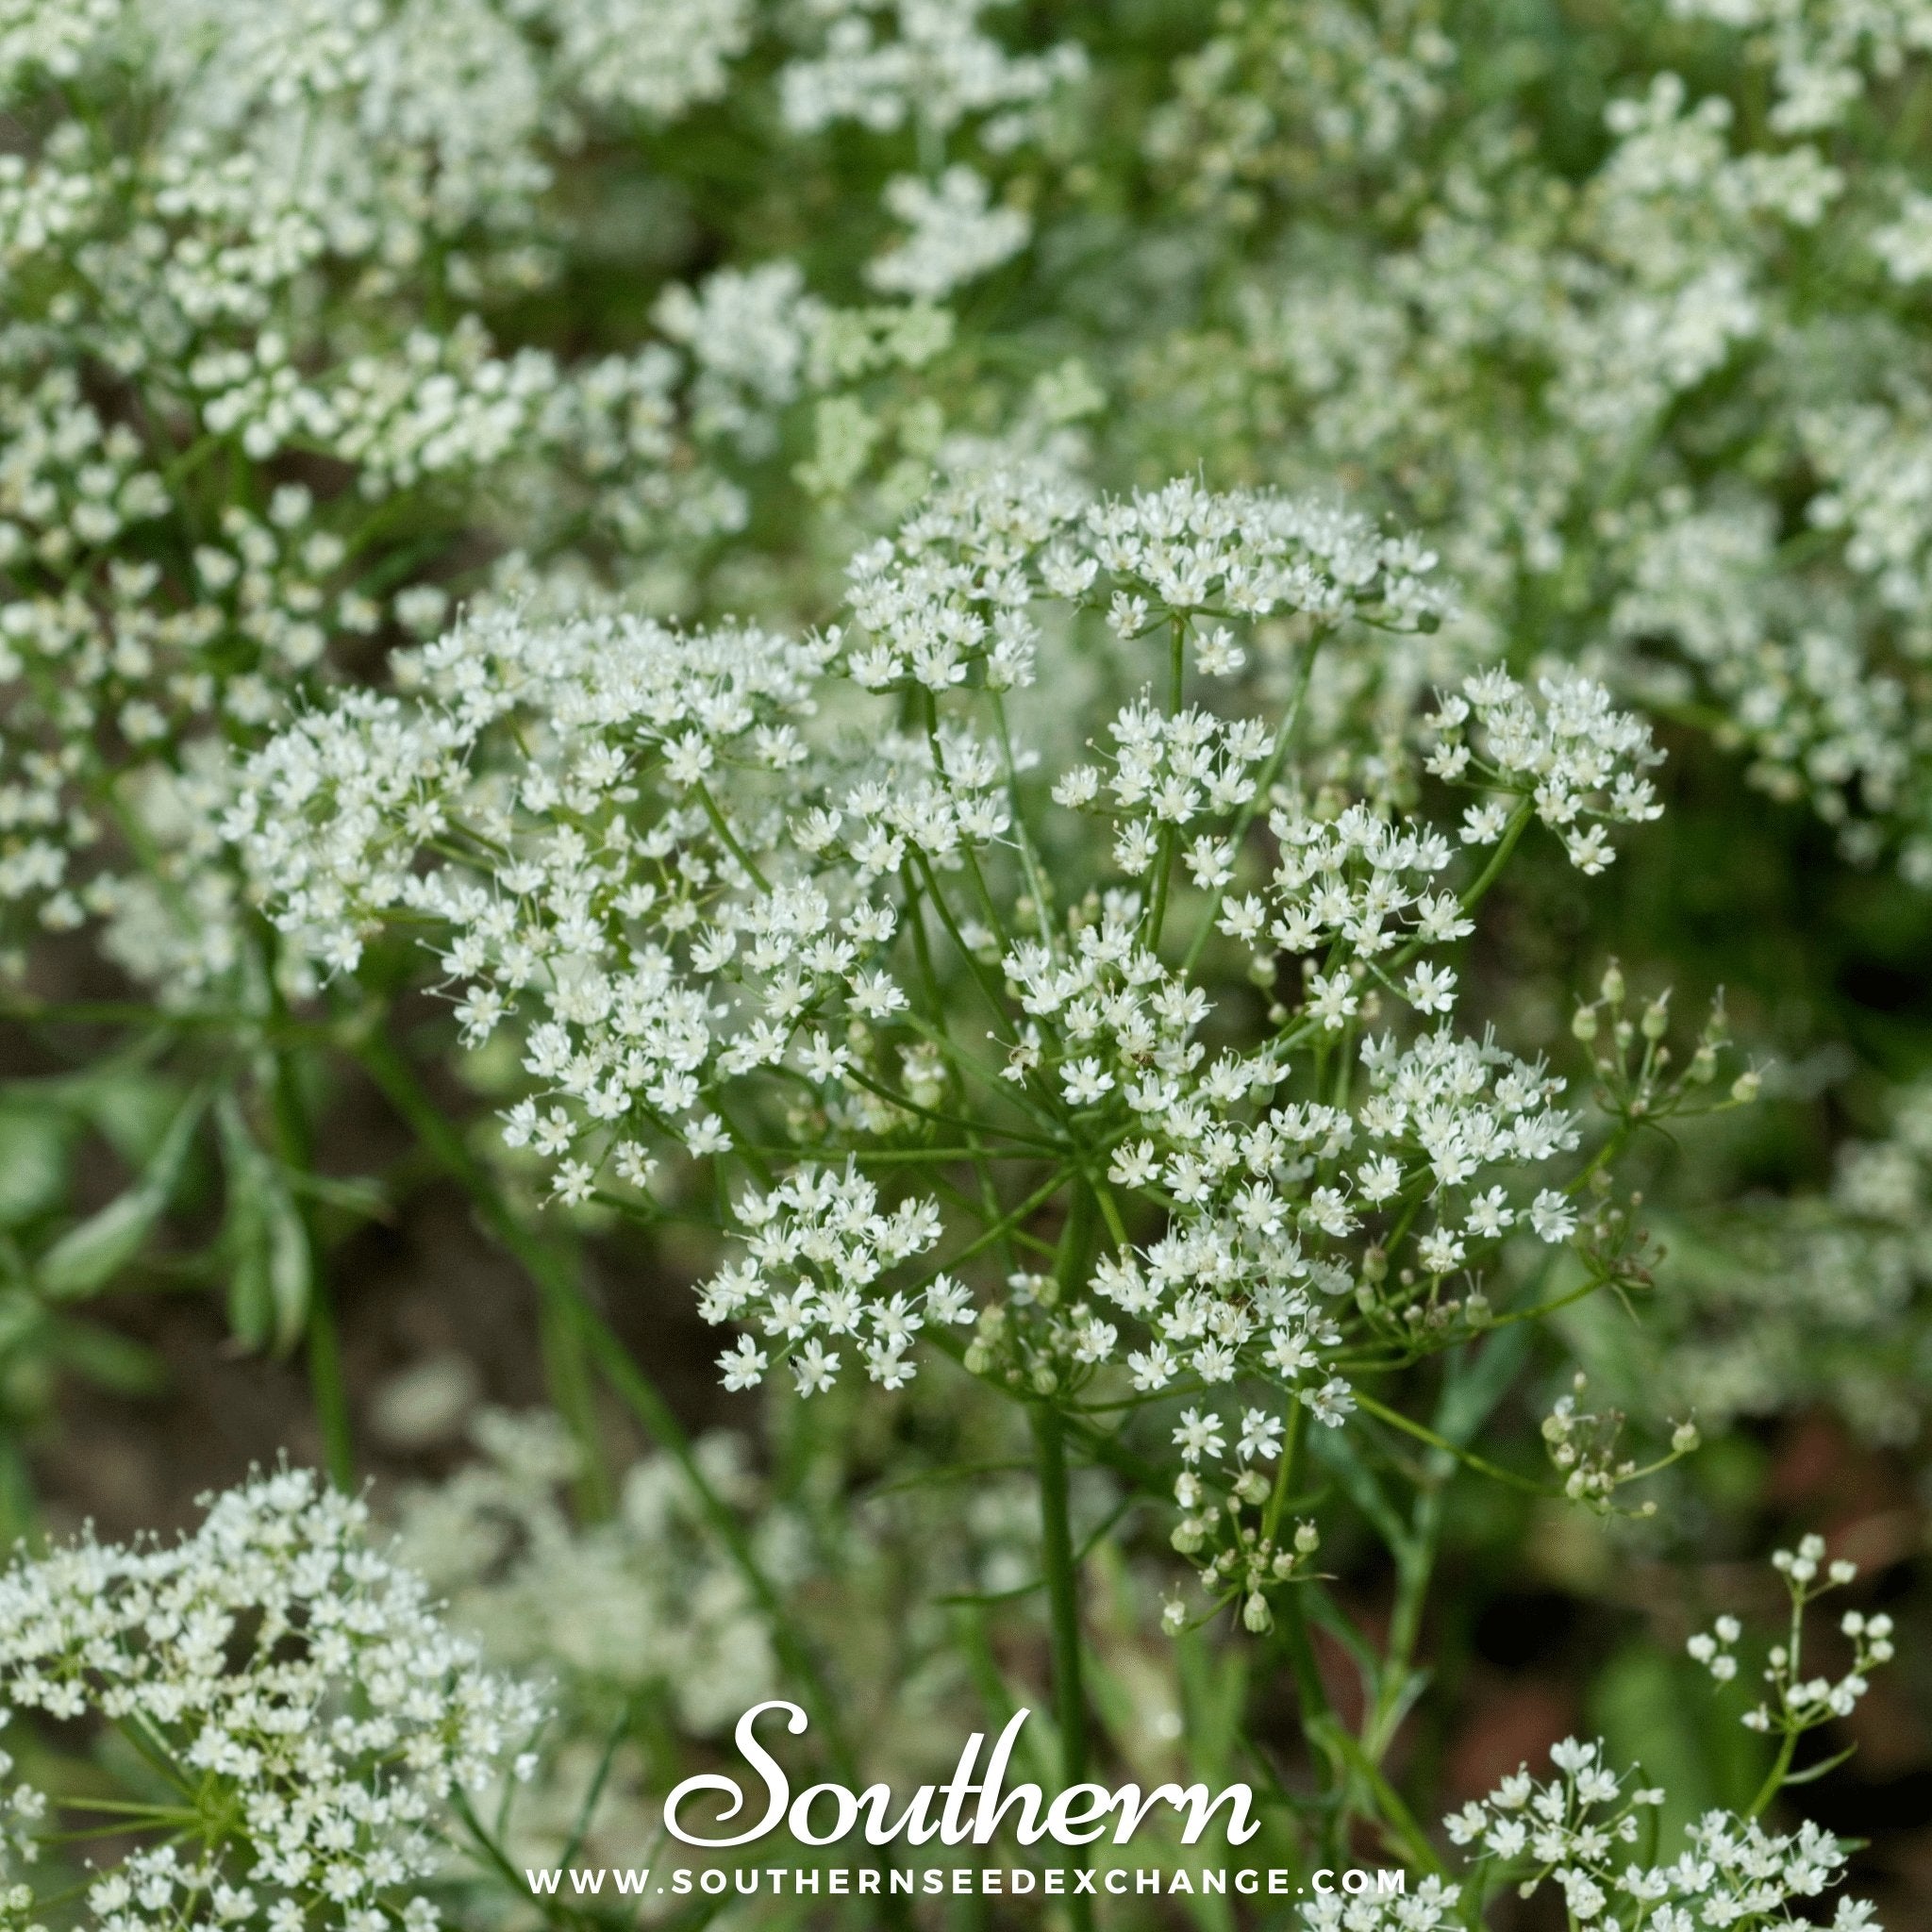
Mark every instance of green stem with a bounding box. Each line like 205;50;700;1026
912;852;1021;1030
1265;1404;1347;1862
690;780;771;891
1274;1591;1341;1832
1351;1390;1549;1494
1030;1401;1095;1932
354;1032;805;1690
1144;824;1177;955
989;691;1056;944
267;1044;354;1491
0;1428;37;1550
303;1274;355;1492
1366;1488;1441;1761
539;1267;613;1521
1747;1726;1798;1820
1456;795;1534;913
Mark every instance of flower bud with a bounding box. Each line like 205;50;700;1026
1242;1591;1274;1634
1689;1041;1716;1083
1731;1069;1760;1104
1294;1520;1321;1554
1572;1003;1599;1041
1030;1365;1058;1396
1641;993;1671;1041
1600;960;1624;1006
1672;1421;1700;1455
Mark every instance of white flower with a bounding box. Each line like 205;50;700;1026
1173;1407;1225;1464
0;1471;541;1932
868;167;1031;301
1404;961;1457;1014
1061;1056;1116;1105
1530;1190;1578;1241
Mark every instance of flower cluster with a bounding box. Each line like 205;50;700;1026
0;1468;541;1932
868;166;1032;302
844;472;1451;700
0;0;804;994
1160;1405;1321;1637
1688;1538;1896;1741
703;1171;966;1395
1433;1738;1878;1932
1541;1373;1699;1514
1443;1737;1662;1889
1129;0;1932;875
779;0;1085;145
239;467;1673;1512
1422;671;1665;875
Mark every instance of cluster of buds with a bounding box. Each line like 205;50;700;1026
1161;1407;1320;1635
1573;962;1759;1121
1356;1240;1496;1344
1690;1539;1895;1740
1541;1373;1700;1514
960;1275;1114;1401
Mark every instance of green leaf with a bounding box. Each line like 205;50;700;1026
36;1086;210;1302
70;1067;187;1169
1779;1742;1858;1787
1434;1323;1532;1446
0;1106;74;1227
43;1318;167;1395
260;1172;312;1357
1307;1414;1410;1550
216;1097;312;1356
285;1170;388;1222
1316;1720;1445;1877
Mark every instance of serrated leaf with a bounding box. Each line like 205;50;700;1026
37;1086;210;1302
